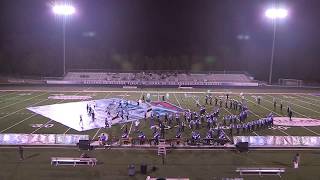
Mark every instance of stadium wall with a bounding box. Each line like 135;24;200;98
46;80;259;87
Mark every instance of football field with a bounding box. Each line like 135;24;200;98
0;86;319;138
0;86;320;179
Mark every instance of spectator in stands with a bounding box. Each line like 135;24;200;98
18;146;24;160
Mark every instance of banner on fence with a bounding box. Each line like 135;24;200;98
233;136;320;147
0;134;89;145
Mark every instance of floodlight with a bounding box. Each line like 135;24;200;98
52;4;75;16
265;8;288;19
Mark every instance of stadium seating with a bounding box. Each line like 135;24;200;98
63;71;255;85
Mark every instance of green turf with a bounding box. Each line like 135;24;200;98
0;86;320;179
1;87;319;137
1;147;320;180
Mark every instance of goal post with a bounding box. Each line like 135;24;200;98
278;78;303;87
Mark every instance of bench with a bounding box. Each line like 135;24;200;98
236;167;285;177
51;157;97;167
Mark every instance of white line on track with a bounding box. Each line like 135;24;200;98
0;92;47;111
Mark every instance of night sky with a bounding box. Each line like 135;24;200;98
0;0;319;82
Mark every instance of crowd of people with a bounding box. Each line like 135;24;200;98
91;92;299;147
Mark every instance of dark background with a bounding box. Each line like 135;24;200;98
0;0;319;82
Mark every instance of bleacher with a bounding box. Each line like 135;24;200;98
61;71;257;86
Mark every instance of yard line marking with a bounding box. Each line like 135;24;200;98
0;96;51;132
268;95;320;115
263;96;320;136
62;127;71;134
244;97;290;136
173;93;182;108
295;94;320;105
301;126;320;136
0;91;17;98
222;101;260;136
0;92;47;111
92;127;102;140
188;93;234;141
0;114;37;133
306;94;320;101
128;91;144;136
292;95;320;109
172;92;191;127
30;119;53;134
0;92;21;103
128;121;134;136
248;95;319;136
0;96;49;120
264;95;318;120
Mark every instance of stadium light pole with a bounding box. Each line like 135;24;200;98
265;7;288;84
52;3;76;76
